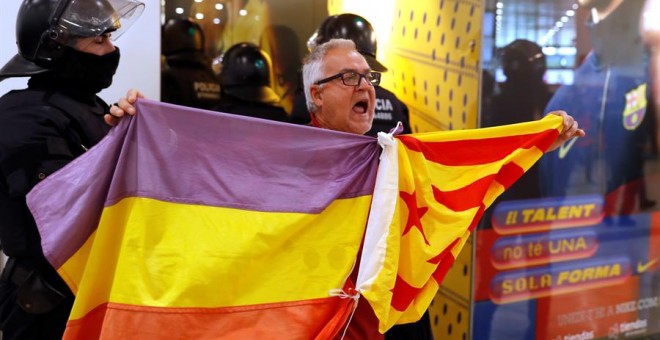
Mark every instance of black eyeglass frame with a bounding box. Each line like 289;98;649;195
314;71;381;87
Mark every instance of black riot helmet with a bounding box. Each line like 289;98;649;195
219;42;280;105
500;39;547;82
308;13;387;72
0;0;144;81
162;18;204;57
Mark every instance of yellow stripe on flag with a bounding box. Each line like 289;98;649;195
64;196;371;320
399;139;545;191
409;114;563;142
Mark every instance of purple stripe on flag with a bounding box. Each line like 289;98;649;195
109;99;380;211
27;118;131;269
28;99;380;269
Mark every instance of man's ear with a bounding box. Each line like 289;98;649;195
310;85;323;109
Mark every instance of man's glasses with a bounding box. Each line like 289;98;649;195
314;71;381;87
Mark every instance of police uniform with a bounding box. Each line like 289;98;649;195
162;52;222;110
0;77;112;339
484;39;553;201
215;95;288;122
0;0;143;338
290;85;412;137
216;42;288;122
161;18;221;110
540;0;654;216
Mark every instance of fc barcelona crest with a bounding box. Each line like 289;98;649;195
622;83;647;130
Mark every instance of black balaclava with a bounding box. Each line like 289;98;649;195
29;46;121;97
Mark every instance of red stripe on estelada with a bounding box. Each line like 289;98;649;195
397;129;558;166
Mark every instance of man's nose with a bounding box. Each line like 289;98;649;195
355;75;371;89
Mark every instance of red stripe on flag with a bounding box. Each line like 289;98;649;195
390;275;424;312
496;162;525;189
427;239;459;266
431;254;457;286
63;297;354;340
397;129;558;166
431;161;524;212
428;239;458;285
468;204;486;232
389;239;461;313
432;175;493;212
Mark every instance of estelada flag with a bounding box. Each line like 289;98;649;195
357;117;560;333
27;99;561;338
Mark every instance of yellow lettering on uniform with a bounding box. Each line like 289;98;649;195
557;206;569;219
546;207;556;220
575;237;587;251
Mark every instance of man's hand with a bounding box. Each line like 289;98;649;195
546;110;586;152
105;89;144;126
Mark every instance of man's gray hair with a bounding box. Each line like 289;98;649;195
301;39;357;113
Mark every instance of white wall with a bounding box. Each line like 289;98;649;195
0;1;161;103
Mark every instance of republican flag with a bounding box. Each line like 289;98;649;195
27;99;562;338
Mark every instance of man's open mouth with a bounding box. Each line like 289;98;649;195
353;100;369;114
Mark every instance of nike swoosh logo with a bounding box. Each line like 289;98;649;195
558;137;578;159
637;259;658;273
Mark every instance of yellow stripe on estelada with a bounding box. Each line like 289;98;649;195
408;114;562;143
400;138;545;192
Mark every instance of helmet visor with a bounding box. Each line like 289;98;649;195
52;0;145;46
306;30;319;52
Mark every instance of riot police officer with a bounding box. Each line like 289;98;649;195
483;39;553;200
485;39;552;127
291;13;412;136
161;18;221;110
0;0;143;338
215;42;288;122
